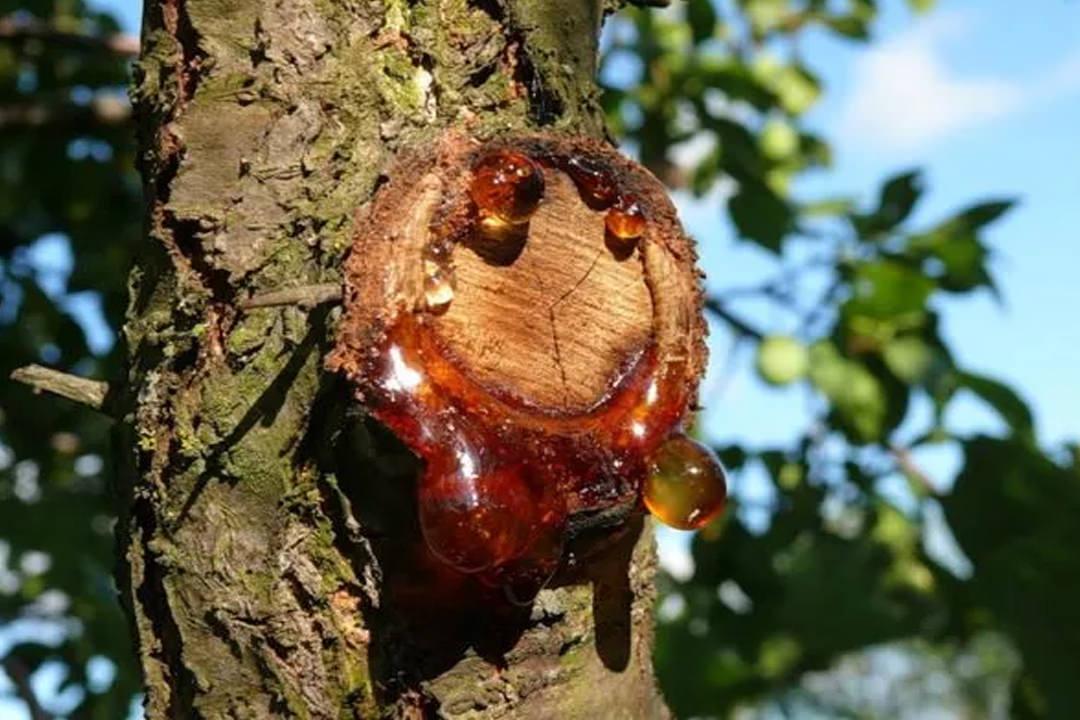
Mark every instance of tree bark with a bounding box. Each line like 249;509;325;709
119;0;671;717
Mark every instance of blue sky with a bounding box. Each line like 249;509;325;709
810;0;1080;450
689;0;1080;448
5;0;1080;716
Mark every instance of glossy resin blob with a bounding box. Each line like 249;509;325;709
329;132;724;602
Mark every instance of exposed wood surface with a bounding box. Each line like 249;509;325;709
436;167;654;412
331;132;707;423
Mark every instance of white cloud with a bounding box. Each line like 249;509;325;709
839;12;1023;151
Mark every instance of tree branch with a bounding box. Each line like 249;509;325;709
1;656;53;720
0;15;139;57
889;444;941;498
704;298;765;340
9;365;110;413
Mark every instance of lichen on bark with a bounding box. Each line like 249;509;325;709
119;0;671;717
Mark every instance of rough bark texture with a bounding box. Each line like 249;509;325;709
120;0;673;717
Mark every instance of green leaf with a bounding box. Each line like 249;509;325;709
906;199;1014;294
796;131;832;169
750;56;822;116
958;371;1035;437
853;170;924;237
687;0;718;44
944;437;1080;718
744;0;790;37
844;260;935;321
809;342;889;442
698;60;780;112
709;116;767;182
951;199;1016;230
823;14;871;41
728;183;794;253
852;0;878;22
775;65;821;115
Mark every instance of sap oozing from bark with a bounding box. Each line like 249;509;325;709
354;145;726;601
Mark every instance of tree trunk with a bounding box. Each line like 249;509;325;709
119;0;670;717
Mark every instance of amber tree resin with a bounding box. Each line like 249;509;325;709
644;434;728;530
469;149;546;225
329;131;719;602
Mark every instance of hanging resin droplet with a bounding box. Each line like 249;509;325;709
563;156;618;209
644;434;728;530
418;446;540;573
423;258;455;313
605;194;647;241
470;150;546;225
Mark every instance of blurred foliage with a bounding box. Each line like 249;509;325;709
0;0;142;716
0;0;1076;718
600;1;1079;718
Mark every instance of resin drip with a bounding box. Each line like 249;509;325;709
536;152;648;246
606;194;647;241
644;435;727;530
364;312;691;600
469;150;545;225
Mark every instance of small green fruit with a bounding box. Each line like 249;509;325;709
756;335;809;386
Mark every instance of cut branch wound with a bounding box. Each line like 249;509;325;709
327;130;719;602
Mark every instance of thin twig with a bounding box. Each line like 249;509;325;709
704;298;765;340
889;444;940;498
9;365;110;412
713;255;834;307
801;277;844;337
0;16;139;57
2;655;54;720
241;283;342;310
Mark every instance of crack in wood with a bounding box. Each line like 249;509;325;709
548;246;605;408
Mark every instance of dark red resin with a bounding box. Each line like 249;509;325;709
364;313;691;599
536;152;647;243
561;156;618;209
